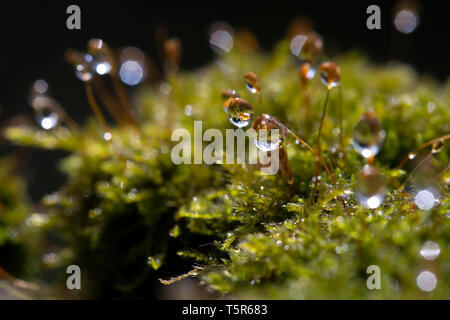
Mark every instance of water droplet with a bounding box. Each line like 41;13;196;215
431;139;445;154
221;89;239;112
420;241;440;260
416;271;437;292
408;153;417;160
355;165;386;209
227;97;254;128
66;50;96;82
300;31;323;62
251;114;286;151
30;95;62;130
244;72;261;94
414;190;436;210
87;38;115;75
352;109;386;159
37;109;59;130
319;62;340;89
299;61;316;83
408;157;441;195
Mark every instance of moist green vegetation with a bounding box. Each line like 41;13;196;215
4;39;450;299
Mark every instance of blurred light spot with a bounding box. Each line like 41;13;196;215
43;252;57;265
366;195;382;209
96;62;111;75
416;271;437;292
414;190;435;210
210;30;233;53
427;102;436;113
185;104;193;116
33;79;48;95
394;10;419;34
26;213;49;227
420;241;440;261
103;132;112;141
120;47;145;64
290;34;307;56
361;148;373;159
120;60;144;86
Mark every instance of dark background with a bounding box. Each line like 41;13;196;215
0;0;448;201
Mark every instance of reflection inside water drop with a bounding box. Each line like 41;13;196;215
251;114;286;151
227;98;254;128
355;165;386;209
352;110;385;159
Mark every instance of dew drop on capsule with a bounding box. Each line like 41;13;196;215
65;49;96;82
319;62;340;89
431;139;445;154
221;89;239;112
36;106;60;130
251;114;286;151
355;165;386;209
352;110;386;159
87;38;114;75
30;95;61;130
227;97;254;128
244;72;261;95
299;61;316;84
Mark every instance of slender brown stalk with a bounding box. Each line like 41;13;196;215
286;127;346;210
94;78;127;127
338;84;344;158
85;83;110;133
396;134;450;169
111;75;139;128
313;89;330;198
0;266;39;291
300;80;312;134
259;93;263;114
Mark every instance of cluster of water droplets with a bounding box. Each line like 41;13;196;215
66;39;116;83
352;110;387;209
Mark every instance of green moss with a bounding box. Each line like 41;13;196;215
4;40;450;299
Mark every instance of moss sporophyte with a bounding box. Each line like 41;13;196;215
2;21;449;299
